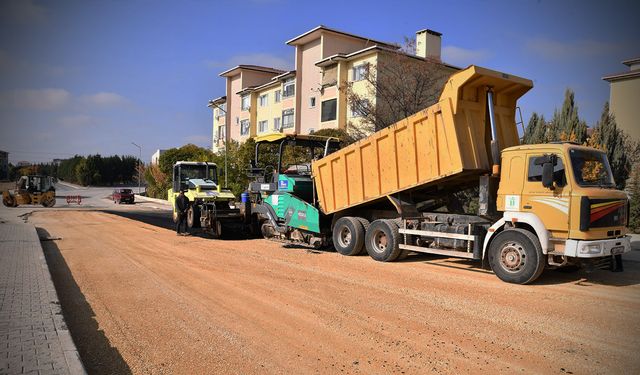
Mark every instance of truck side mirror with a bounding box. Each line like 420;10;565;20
542;162;554;189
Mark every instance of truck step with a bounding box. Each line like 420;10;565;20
398;244;479;260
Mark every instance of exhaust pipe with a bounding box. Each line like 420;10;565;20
487;89;500;176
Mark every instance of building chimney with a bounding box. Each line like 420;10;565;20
415;29;442;61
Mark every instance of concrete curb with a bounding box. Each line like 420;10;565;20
134;194;171;206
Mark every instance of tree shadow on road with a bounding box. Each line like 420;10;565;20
37;227;132;375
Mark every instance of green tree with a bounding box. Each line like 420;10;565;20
523;112;548;144
312;128;356;146
550;89;587;143
589;102;631;189
75;159;91;185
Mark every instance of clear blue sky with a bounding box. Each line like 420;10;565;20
1;0;638;163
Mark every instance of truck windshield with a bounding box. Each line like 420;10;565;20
569;149;615;188
181;165;217;184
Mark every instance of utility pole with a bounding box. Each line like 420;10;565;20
131;142;142;194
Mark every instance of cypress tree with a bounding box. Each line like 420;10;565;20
523;112;548;144
523;112;539;144
590;102;630;189
551;89;587;143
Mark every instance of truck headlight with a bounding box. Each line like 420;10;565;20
580;243;602;255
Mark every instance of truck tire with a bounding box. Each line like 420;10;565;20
390;218;410;260
333;217;366;256
355;218;370;255
488;228;545;284
365;219;402;262
187;205;201;228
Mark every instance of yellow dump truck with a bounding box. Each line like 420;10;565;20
248;65;630;284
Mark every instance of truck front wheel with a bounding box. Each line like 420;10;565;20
488;228;545;284
333;217;366;256
365;219;401;262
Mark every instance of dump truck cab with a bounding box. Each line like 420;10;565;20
491;143;630;266
247;133;341;247
168;161;240;237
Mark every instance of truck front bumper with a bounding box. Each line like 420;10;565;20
564;236;631;258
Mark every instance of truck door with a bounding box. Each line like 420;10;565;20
521;153;571;238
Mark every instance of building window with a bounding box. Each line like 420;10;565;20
275;90;281;103
321;99;337;122
259;94;268;107
241;95;250;111
240;119;250;135
235;116;239;125
350;98;370;118
258;120;268;133
309;97;316;108
352;63;369;81
273;117;281;131
282;109;294;129
218;125;226;141
283;78;295;98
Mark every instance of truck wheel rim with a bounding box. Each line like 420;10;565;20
500;241;526;273
338;226;352;248
371;230;388;254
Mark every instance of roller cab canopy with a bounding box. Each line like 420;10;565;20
312;65;533;215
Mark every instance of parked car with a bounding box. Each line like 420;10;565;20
113;188;135;204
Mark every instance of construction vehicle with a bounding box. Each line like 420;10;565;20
167;161;241;237
246;133;341;247
246;65;631;284
2;175;57;208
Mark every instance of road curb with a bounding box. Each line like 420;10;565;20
135;194;171;206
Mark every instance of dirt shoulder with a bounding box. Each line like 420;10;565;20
32;210;640;374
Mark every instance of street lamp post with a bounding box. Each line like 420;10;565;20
131;142;142;194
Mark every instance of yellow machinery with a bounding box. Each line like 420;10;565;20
2;175;57;208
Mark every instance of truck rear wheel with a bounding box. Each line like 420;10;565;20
333;217;366;256
365;219;402;262
488;228;545;284
187;205;201;228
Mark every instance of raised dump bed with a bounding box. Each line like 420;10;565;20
312;65;533;215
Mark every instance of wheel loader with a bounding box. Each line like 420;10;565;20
2;175;57;208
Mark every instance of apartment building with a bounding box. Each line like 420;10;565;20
209;26;458;151
208;96;226;152
603;57;640;141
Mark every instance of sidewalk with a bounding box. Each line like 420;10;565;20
0;224;85;374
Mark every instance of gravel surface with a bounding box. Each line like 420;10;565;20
30;210;640;374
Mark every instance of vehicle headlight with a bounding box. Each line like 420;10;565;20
580;243;602;255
